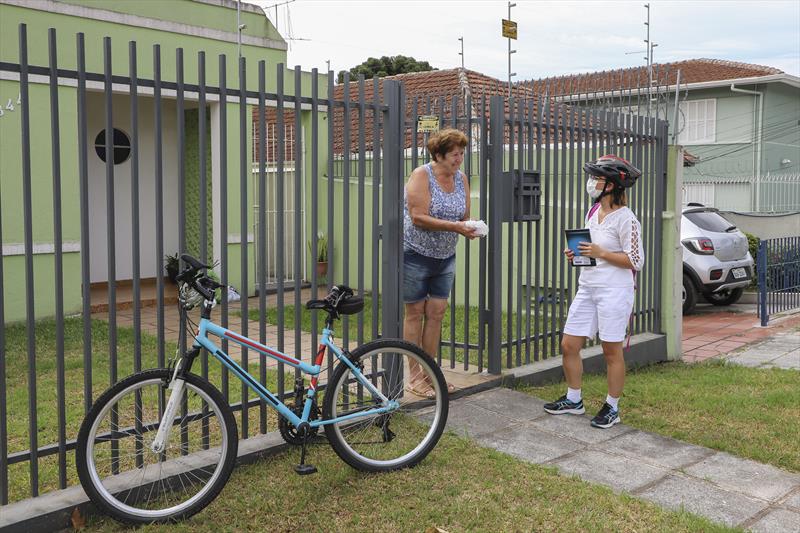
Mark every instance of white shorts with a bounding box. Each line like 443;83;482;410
563;286;635;343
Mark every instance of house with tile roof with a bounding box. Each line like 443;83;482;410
315;59;799;212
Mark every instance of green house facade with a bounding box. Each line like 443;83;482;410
0;0;326;322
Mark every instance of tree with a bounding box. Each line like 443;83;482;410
337;55;436;84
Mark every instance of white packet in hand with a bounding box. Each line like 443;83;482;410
464;219;489;237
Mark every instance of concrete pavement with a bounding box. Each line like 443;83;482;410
421;388;800;532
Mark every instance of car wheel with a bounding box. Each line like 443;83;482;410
704;288;744;306
682;274;697;314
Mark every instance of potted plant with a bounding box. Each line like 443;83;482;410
164;253;180;284
309;232;328;278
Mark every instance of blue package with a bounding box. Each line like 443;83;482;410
565;229;596;266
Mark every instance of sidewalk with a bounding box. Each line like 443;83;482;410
425;388;800;532
682;305;800;363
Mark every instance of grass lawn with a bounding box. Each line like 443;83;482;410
84;430;734;533
520;360;800;473
3;317;293;503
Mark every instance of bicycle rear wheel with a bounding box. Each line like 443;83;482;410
76;369;237;524
322;339;448;472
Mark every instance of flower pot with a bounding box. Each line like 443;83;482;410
316;261;328;277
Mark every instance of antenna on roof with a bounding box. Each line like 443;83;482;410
458;36;464;70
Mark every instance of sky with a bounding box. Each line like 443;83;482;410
249;0;800;81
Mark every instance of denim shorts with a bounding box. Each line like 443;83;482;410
403;249;456;303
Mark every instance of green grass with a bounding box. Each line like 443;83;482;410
247;294;563;364
84;431;735;533
3;317;294;503
520;360;800;472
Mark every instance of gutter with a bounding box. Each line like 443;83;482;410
730;83;763;209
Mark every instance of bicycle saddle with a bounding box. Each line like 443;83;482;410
306;285;364;316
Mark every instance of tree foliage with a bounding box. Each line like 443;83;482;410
337;55;436;83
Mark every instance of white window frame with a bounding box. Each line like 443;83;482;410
678;98;716;145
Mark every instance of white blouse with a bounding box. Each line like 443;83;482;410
578;206;645;288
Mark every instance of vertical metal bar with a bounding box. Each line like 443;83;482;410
219;54;230;401
542;97;552;358
478;95;488;372
176;52;187;450
294;66;303;378
464;94;473;369
77;33;93;415
47;27;68;489
759;240;767;325
130;40;144;468
534;96;543;361
357;75;366;347
326;70;335;372
557;102;568;350
450;95;458;368
103;37;118;404
276;64;285;403
565;104;574;339
381;80;403;340
524;100;533;364
311;69;319;350
19;22;39;496
549;100;560;356
487;96;504;374
371;77;380;342
342;73;351;349
506;97;514;369
0;114;6;502
239;56;250;437
153;44;166;370
257;60;268;432
515;99;524;367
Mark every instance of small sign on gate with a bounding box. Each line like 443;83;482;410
416;115;440;133
502;19;517;40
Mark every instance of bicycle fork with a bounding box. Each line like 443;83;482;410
150;361;187;454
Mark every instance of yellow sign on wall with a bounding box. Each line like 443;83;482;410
502;19;517;40
417;115;440;133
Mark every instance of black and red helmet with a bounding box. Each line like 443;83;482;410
583;154;641;189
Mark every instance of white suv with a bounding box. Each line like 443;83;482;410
681;204;754;314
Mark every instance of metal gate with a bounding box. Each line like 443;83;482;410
0;22;667;505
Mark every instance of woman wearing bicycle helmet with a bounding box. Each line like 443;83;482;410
543;155;645;428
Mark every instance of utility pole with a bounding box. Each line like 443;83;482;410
458;36;464;69
506;2;517;99
326;59;330;73
644;3;656;119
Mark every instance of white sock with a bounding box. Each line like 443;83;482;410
606;395;619;411
567;388;582;403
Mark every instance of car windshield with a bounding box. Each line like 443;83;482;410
685;210;736;233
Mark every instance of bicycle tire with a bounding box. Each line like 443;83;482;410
322;339;448;472
76;369;238;525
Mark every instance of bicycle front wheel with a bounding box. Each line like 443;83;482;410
322;339;449;472
76;369;238;525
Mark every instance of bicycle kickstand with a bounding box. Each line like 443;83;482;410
294;424;317;476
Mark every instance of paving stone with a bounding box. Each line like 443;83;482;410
783;490;800;511
769;352;800;369
749;508;800;533
685;452;800;501
552;449;668;493
434;401;517;438
473;422;584;463
529;412;632;444
594;429;712;469
637;474;768;528
466;388;548;422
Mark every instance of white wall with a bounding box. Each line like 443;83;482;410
87;92;180;282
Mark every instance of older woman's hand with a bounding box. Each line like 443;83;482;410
455;221;480;240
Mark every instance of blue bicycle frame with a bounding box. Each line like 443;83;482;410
192;317;398;429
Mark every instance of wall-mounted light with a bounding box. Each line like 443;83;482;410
781;158;792;166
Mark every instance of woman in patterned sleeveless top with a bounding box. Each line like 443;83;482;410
403;129;479;398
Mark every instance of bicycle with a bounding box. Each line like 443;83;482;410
76;254;449;525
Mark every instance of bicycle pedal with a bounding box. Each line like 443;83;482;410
294;464;318;476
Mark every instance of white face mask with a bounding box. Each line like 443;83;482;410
586;177;603;199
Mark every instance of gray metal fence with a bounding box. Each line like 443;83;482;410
0;24;667;505
758;237;800;325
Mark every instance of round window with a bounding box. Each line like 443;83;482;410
94;128;131;165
